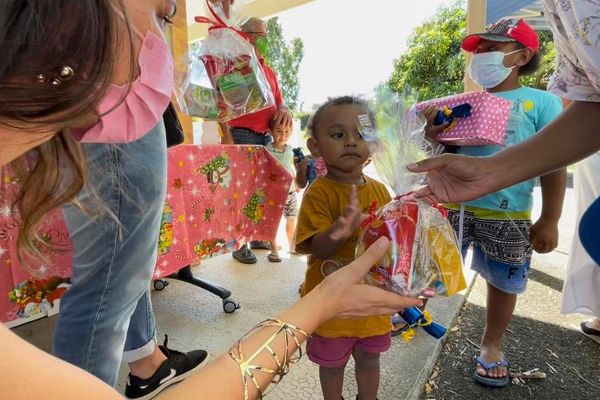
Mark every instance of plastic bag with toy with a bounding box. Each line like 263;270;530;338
355;88;466;298
174;0;275;121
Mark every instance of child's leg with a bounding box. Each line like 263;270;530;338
267;239;281;262
470;216;531;381
284;192;298;252
352;347;380;400
319;365;346;400
308;335;354;400
353;334;390;399
479;282;516;378
286;217;297;251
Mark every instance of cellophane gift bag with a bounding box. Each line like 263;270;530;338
175;1;275;121
355;89;466;298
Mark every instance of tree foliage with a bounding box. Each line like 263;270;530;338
389;1;467;100
388;1;556;100
520;30;556;89
266;17;304;113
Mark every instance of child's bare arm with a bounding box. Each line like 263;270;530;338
310;185;361;259
294;158;308;189
530;168;567;253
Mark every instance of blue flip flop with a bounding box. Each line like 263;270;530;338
473;354;510;387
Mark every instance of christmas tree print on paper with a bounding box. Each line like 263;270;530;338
242;188;266;224
158;204;174;255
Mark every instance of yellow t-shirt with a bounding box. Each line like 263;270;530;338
296;175;392;338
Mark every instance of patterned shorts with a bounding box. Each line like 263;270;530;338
447;208;532;294
284;191;298;219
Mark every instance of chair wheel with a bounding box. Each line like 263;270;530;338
153;279;169;291
223;299;239;313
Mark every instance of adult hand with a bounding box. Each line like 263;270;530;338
208;0;234;18
407;154;499;204
313;237;423;320
273;107;292;129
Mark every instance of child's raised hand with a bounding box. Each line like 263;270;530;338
422;105;448;141
330;185;362;241
295;157;308;173
530;217;559;254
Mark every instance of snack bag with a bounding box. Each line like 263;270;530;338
356;89;466;297
175;1;275;121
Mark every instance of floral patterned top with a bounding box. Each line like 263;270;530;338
544;0;600;102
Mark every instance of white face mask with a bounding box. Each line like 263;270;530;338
467;49;521;88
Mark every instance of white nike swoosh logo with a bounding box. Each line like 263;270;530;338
159;369;177;385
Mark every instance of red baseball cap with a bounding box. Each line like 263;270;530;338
461;18;539;53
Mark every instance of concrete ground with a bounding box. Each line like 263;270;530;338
12;186;598;399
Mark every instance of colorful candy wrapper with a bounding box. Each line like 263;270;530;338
174;0;275;121
356;89;466;297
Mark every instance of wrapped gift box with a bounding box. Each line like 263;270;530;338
416;91;511;146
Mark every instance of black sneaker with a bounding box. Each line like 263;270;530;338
125;336;208;400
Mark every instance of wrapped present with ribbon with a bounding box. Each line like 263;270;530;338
175;0;275;121
416;91;511;146
355;88;466;299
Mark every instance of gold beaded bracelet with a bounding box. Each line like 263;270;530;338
228;318;310;399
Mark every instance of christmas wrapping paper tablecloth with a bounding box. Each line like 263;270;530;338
0;145;292;326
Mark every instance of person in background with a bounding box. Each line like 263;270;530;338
265;119;299;261
218;16;293;264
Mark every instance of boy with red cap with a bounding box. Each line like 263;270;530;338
425;18;566;387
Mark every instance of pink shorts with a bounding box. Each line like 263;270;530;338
307;333;391;368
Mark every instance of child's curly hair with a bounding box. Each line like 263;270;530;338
308;95;374;138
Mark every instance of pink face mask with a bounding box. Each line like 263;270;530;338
75;28;174;143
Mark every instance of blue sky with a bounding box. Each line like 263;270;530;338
274;0;455;110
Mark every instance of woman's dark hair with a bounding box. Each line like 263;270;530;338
517;43;541;76
0;0;135;267
309;96;373;138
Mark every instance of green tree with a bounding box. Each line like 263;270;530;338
388;1;556;100
389;1;467;101
266;17;304;113
520;30;556;89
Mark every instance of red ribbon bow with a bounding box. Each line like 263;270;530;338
360;201;379;228
194;0;249;39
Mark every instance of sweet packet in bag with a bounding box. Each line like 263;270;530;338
355;89;466;297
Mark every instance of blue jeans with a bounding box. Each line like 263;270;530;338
52;122;167;386
231;127;272;145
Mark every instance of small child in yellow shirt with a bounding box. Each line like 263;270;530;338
295;96;391;400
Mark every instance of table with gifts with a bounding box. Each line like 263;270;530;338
0;145;292;327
